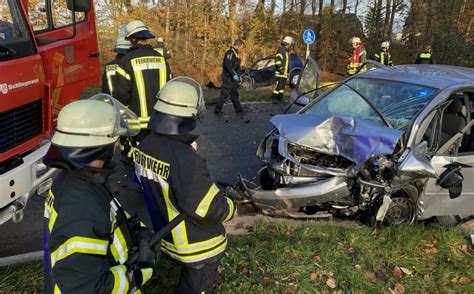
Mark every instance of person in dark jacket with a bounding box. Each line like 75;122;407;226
374;41;393;66
42;96;153;293
214;38;245;116
115;20;172;143
101;25;131;96
154;37;171;59
133;77;236;293
415;45;435;64
271;36;294;104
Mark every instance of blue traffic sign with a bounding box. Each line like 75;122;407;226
303;29;316;44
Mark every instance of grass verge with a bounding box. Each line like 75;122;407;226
1;221;472;293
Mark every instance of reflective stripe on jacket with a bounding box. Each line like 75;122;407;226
275;45;289;78
116;44;172;129
43;168;152;293
348;45;367;75
134;133;236;266
101;54;125;96
374;51;393;66
415;52;433;64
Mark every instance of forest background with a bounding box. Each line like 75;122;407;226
96;0;473;84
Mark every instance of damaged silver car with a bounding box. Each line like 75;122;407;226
237;59;474;226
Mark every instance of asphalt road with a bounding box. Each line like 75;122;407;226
0;102;290;259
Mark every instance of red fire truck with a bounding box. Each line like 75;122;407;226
0;0;100;224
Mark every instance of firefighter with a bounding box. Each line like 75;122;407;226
133;77;236;293
42;96;153;293
415;45;434;64
374;41;393;66
214;38;245;116
154;37;171;59
347;37;367;75
271;36;294;104
101;25;131;96
115;20;172;143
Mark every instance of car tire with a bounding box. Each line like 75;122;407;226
289;70;301;88
240;74;253;89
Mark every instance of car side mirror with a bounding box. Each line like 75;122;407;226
67;0;91;12
294;96;310;107
437;163;465;199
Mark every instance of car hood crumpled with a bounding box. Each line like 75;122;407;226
270;113;404;171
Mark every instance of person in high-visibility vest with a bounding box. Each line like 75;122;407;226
374;41;393;66
43;96;153;293
347;37;367;75
271;36;294;104
134;77;236;293
115;20;172;143
415;45;435;64
154;37;171;59
101;25;131;96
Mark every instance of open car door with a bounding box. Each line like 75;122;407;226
289;56;320;108
251;56;276;87
420;93;474;220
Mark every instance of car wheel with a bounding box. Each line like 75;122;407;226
240;75;252;89
289;70;301;88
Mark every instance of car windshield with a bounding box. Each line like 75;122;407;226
304;78;437;130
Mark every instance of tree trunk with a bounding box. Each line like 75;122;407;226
383;0;391;39
165;1;170;35
229;0;237;40
354;0;360;15
388;0;401;40
300;0;306;16
341;0;347;15
281;0;287;37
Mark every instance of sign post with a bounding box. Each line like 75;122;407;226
303;29;316;58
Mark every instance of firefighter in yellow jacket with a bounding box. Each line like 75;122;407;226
133;77;236;293
115;20;172;143
43;95;153;293
271;36;294;104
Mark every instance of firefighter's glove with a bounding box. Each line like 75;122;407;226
136;231;155;269
233;74;239;81
127;266;153;292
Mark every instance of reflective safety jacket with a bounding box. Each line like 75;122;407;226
154;44;171;59
133;133;236;267
347;45;367;75
221;47;240;80
275;45;289;78
374;50;393;66
44;167;152;293
116;44;172;129
415;52;434;64
102;53;125;96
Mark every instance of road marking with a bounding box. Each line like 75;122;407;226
0;250;43;266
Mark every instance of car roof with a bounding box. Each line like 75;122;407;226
358;65;474;89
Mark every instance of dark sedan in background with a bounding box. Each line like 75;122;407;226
240;53;304;89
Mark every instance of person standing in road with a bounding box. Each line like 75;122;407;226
101;25;131;96
347;37;367;75
271;36;294;104
374;41;393;66
115;20;172;143
214;38;245;116
154;37;171;59
415;45;435;64
133;77;236;293
43;97;153;293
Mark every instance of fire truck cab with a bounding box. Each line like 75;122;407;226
0;0;100;224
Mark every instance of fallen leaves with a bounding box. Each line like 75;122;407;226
393;266;403;280
458;276;471;285
424;244;439;254
393;283;406;294
364;271;377;283
326;278;337;289
310;272;319;282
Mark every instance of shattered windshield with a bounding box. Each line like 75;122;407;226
304;78;437;130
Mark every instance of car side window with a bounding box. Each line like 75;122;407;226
416;110;441;153
28;0;86;33
437;94;471;155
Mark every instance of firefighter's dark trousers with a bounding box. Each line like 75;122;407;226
271;77;286;102
177;261;220;294
214;76;243;113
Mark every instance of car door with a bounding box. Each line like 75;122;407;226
290;57;320;104
421;92;474;218
251;56;276;86
28;0;100;119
